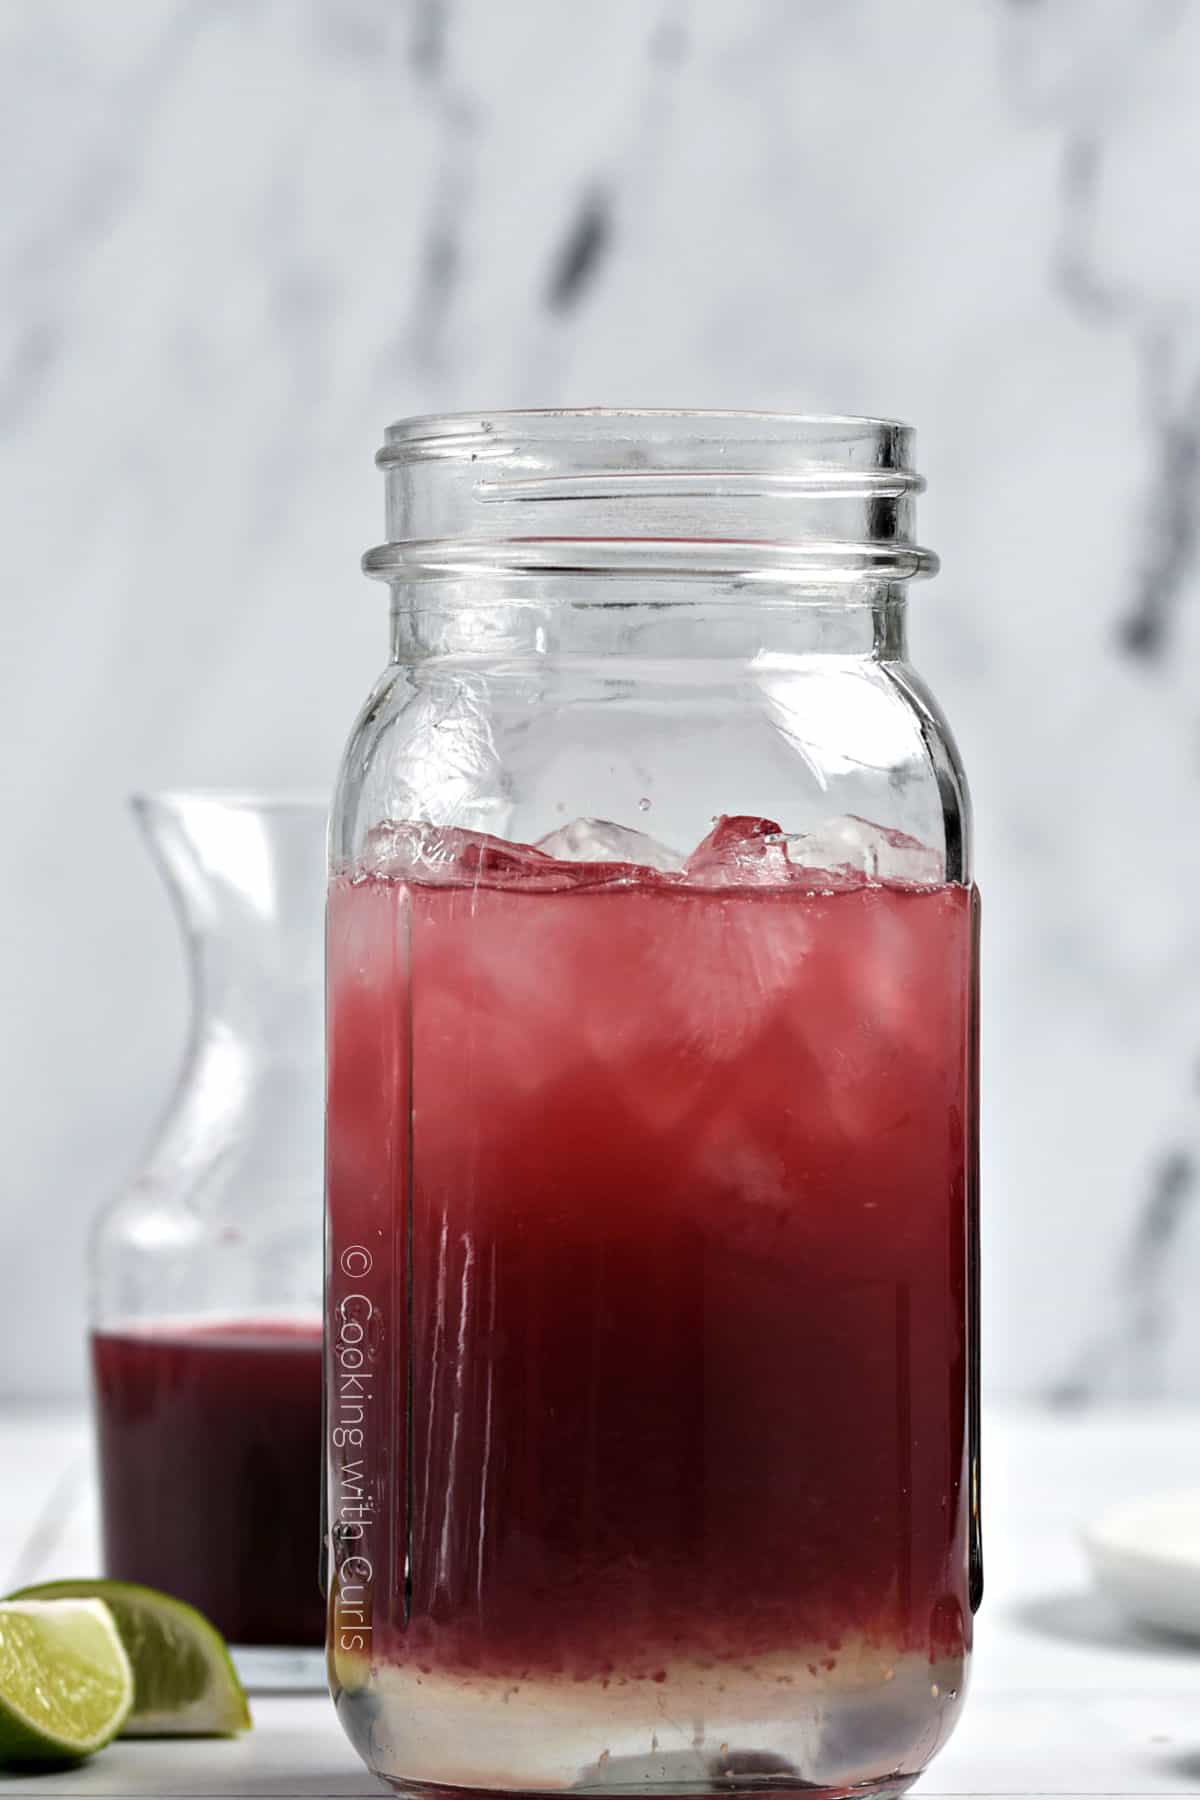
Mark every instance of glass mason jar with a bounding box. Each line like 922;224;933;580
90;792;327;1686
326;412;980;1799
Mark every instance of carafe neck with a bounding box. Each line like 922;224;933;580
135;793;326;1054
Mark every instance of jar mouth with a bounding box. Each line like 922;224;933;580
367;409;936;583
377;408;918;465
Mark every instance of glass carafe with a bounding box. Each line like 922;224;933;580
326;411;981;1797
90;791;327;1687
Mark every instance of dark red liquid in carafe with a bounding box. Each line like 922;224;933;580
92;1320;324;1646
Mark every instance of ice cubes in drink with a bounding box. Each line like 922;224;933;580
535;817;685;873
687;813;943;888
685;814;794;884
784;813;944;885
362;818;682;889
360;819;555;883
356;812;941;892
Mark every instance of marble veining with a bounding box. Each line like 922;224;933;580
996;0;1200;1401
3;0;1200;1398
1005;0;1200;662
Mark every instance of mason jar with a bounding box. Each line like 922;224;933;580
325;411;980;1799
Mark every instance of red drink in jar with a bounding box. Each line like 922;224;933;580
326;818;977;1789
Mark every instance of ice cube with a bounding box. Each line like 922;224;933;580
361;819;443;877
535;817;686;874
782;815;943;886
685;815;791;884
360;820;559;885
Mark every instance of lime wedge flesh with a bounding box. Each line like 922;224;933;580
7;1581;250;1738
0;1598;134;1765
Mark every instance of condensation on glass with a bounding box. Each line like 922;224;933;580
325;412;981;1799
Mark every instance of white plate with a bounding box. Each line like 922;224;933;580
1084;1491;1200;1639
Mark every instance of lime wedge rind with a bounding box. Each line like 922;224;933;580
7;1580;251;1739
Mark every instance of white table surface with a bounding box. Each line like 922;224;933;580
3;1405;1200;1797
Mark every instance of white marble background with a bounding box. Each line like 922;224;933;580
3;0;1199;1399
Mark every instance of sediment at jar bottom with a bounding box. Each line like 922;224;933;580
334;1643;966;1795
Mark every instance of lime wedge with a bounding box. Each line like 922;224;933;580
8;1581;250;1738
0;1598;133;1765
